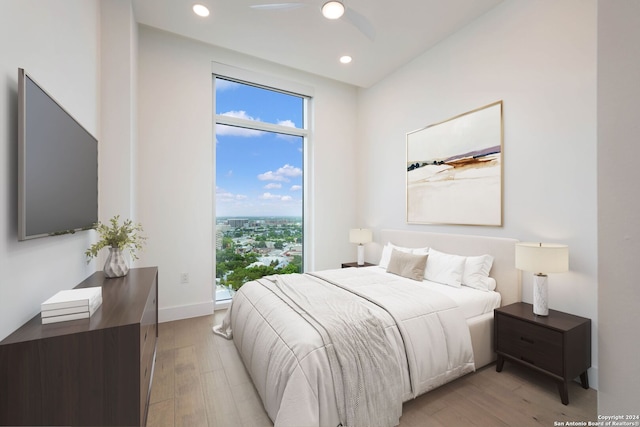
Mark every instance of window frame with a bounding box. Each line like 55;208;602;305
212;63;314;308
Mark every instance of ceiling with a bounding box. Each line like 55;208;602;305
132;0;503;88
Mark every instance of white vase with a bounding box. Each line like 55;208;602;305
104;247;129;278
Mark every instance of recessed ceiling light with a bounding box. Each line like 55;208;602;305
322;1;345;20
193;4;210;17
339;55;352;64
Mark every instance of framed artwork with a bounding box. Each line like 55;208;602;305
406;101;503;226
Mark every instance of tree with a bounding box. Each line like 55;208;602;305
222;236;233;249
217;226;304;291
279;263;300;274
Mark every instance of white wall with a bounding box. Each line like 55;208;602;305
99;0;138;225
597;0;640;415
136;27;359;321
357;0;599;387
0;0;99;341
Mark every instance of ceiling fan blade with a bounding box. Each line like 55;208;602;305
344;7;376;41
250;3;306;11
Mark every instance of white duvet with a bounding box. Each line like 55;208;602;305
214;267;475;427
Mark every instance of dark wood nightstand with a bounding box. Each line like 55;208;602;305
494;302;591;405
341;262;375;268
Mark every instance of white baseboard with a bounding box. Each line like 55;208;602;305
159;300;214;323
214;299;232;310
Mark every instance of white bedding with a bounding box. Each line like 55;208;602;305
364;267;502;319
214;267;477;427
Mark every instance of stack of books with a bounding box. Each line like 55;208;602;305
41;287;103;324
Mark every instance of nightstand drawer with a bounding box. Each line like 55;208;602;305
496;314;563;375
494;302;591;406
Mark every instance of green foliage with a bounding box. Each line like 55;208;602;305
221;236;234;249
85;215;147;261
279;255;302;275
216;229;303;291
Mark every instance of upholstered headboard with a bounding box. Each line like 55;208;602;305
376;229;521;306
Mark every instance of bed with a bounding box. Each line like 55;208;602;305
214;230;521;427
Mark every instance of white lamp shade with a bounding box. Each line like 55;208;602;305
515;242;569;274
349;228;372;245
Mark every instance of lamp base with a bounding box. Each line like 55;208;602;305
533;274;549;316
357;245;365;266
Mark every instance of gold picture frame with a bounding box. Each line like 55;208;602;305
406;101;503;226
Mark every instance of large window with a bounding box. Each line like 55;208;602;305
214;76;309;303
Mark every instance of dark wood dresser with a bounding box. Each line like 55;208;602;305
494;302;591;405
0;267;158;426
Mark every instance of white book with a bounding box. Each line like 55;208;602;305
41;311;90;324
41;287;102;311
42;295;102;318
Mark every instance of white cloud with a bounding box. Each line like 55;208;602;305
258;164;302;182
290;185;302;191
222;110;259;121
215;79;241;92
216;111;264;137
278;164;302;177
257;171;286;182
259;192;295;202
260;192;280;200
264;183;282;189
278;119;296;128
216;187;247;202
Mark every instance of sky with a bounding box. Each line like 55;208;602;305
215;78;304;217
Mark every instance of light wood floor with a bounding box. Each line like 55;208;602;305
147;312;597;427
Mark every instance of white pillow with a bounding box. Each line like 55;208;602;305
462;254;495;291
379;242;429;269
424;249;466;288
386;249;428;282
485;277;497;292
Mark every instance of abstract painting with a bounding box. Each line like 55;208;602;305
406;101;503;226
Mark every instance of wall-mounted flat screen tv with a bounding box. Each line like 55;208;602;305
18;68;98;241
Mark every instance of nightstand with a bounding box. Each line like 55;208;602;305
341;262;375;268
494;302;591;405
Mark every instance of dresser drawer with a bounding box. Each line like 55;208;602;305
496;314;563;376
139;342;155;426
139;282;157;355
140;324;151;355
139;271;158;426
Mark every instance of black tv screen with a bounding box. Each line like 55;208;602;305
18;68;98;241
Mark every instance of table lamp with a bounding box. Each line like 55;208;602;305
515;242;569;316
349;228;372;266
